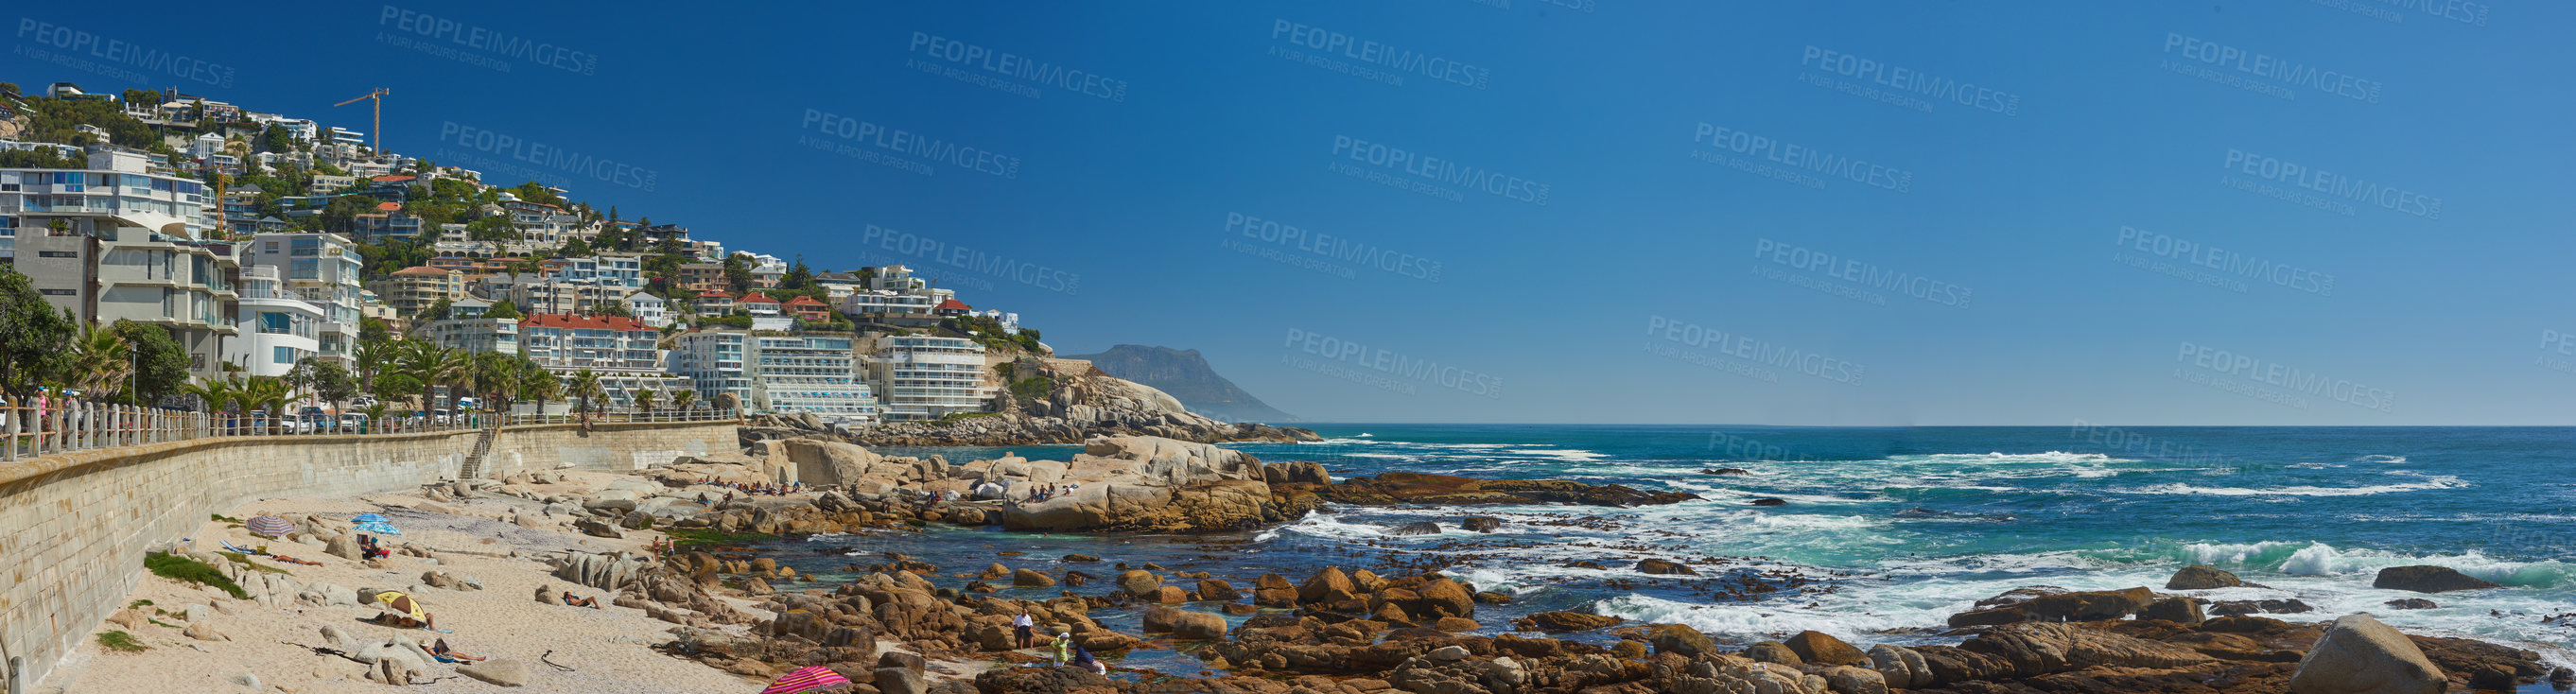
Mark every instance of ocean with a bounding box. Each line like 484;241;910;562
768;425;2576;673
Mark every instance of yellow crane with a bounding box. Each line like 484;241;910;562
333;88;389;152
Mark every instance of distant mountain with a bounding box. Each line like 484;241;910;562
1062;345;1298;423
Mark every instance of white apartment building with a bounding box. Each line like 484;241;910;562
865;334;993;421
417;317;519;356
2;148;218;258
623;290;670;327
667;330;751;408
224;265;322;378
518;314;686;408
244;232;364;367
748;334;879;424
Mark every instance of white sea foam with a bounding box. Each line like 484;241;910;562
1507;448;1610;461
1254;511;1387;543
2356;454;2408;464
2118;473;2466;497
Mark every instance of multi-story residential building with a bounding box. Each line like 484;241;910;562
689;291;735;315
308;174;357;196
518;314;686;408
16;231;240;377
219;183;265;236
484;272;629;316
674;263;726;292
352;201;424;240
838;289;939;326
2;148;218;260
244;232;364;367
417;316;518;356
812;271;866;299
865;334;993;421
740;293;781;316
378;266;465;317
223;265;322;378
747;334;879;424
624;290;670;327
667;330;750;408
783;296;833;322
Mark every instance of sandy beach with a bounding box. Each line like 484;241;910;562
42;470;953;694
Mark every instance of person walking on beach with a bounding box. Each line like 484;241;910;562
1014;609;1036;650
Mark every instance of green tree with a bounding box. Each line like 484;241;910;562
237;376;293;435
559;236;591;257
483;300;523;321
783;255;814;292
722;253;754;294
0;268;78;401
418;297;452;321
671;390;697;412
111;321;190;406
287;358;357;411
592;301;631;318
359;316;392;345
319;195;374;234
257;124;295;154
566;368;604;414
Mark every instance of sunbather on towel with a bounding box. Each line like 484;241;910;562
429;638;484;663
562;593;601;609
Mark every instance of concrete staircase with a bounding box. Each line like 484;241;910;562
457;425;499;479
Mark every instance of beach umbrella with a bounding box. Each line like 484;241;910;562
353;520;402;535
353;513;389;523
758;666;853;694
245;515;294;537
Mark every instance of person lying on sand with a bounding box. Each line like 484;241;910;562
562;593;601;609
429;638;484;663
270;555;323;566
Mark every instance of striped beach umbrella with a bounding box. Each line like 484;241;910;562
353;520;402;535
353;513;390;524
759;666;854;694
245;515;294;537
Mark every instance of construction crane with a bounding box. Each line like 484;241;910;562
333;88;389;152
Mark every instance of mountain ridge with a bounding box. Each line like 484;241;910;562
1062;344;1298;424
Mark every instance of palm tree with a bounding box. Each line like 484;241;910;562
395;340;468;412
671;390;697;413
183;376;241;435
237;376;292;436
473;353;517;412
519;364;562;420
633;389;657;414
63;323;132;400
566;369;604;414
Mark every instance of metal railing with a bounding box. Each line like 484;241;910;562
0;394;738;463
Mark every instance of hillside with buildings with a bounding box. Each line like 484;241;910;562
0;78;1279;441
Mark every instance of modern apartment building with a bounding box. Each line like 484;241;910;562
417;316;519;356
517;314;686;408
624;290;670;327
865;334;992;421
667;330;750;408
225;265;323;378
675;263;726;292
377;266;466;316
747;334;879;424
2;148;218;260
244;232;364;367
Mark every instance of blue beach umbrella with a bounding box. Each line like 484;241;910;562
353;521;402;535
353;513;390;524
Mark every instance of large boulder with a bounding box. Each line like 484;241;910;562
1525;611;1622;632
1140;606;1227;639
553;551;646;591
2289;614;2445;694
1649;623;1718;656
2373;565;2501;594
1784;631;1868;666
1297;567;1359;605
2167;564;2264;590
1115;570;1162;598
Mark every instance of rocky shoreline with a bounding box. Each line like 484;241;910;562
67;435;2571;694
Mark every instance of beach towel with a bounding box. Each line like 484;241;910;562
219;541;270;556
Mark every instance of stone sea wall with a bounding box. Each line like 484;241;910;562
0;420;736;690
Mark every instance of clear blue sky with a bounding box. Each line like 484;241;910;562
12;0;2570;425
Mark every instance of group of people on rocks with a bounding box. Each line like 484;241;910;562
1017;609;1105;675
1020;483;1075;503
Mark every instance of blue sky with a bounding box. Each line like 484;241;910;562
10;0;2570;425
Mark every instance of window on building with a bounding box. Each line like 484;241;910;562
274;346;296;364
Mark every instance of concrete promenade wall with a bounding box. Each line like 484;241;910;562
0;420;738;691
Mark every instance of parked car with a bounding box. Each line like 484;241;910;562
431;409;453;425
339;412;369;432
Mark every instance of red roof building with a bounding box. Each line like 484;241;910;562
783;295;832;321
934;298;971;316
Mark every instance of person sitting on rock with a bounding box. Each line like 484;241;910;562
1071;645;1105;675
1014;609;1036;650
562;593;601;609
